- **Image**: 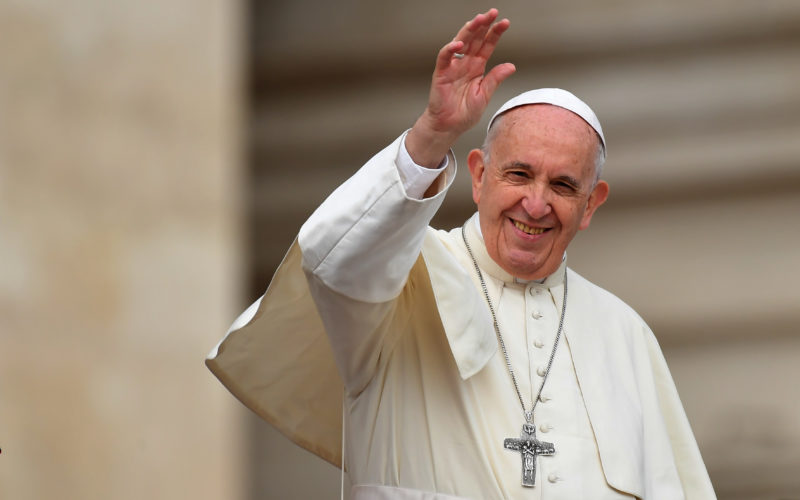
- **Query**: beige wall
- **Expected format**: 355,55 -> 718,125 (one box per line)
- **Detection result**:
0,1 -> 245,499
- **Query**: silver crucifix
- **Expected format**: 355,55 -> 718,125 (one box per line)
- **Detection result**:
503,423 -> 555,487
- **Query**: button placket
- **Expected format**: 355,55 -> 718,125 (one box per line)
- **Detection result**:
527,285 -> 554,383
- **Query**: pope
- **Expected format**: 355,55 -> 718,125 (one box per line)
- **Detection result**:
208,8 -> 716,499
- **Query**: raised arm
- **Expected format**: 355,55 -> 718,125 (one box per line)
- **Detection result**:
295,9 -> 515,392
300,9 -> 515,304
406,8 -> 516,168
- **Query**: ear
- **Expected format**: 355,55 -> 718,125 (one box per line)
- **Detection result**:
467,148 -> 487,205
579,180 -> 609,230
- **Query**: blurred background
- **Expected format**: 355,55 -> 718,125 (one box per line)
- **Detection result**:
1,0 -> 799,499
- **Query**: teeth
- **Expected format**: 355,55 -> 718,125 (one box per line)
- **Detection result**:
513,220 -> 545,235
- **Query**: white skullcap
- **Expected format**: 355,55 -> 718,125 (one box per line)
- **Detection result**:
487,88 -> 606,158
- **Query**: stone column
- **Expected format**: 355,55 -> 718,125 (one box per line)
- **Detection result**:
0,1 -> 245,499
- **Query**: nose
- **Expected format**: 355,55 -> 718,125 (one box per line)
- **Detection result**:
521,187 -> 552,219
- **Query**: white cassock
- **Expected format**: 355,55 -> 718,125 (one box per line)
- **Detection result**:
207,132 -> 716,499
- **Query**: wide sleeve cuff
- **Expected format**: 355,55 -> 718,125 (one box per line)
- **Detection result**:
298,133 -> 456,303
396,131 -> 450,200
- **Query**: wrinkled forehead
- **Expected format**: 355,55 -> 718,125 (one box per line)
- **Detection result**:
489,105 -> 601,173
488,89 -> 606,157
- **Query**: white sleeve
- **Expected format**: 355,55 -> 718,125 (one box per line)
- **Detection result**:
395,133 -> 450,200
298,132 -> 456,303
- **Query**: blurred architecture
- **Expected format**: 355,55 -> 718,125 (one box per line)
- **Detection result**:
1,0 -> 798,499
0,1 -> 245,499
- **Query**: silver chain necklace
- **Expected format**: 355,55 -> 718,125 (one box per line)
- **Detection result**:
461,225 -> 568,487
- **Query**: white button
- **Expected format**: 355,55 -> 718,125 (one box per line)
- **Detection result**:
547,473 -> 559,483
528,288 -> 538,296
533,339 -> 544,348
536,366 -> 547,377
539,423 -> 552,433
531,311 -> 543,319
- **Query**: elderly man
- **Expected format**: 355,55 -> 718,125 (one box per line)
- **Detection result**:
208,9 -> 715,499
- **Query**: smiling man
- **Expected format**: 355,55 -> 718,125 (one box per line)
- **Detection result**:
469,101 -> 609,281
208,9 -> 715,500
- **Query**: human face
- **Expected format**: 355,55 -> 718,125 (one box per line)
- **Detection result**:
467,104 -> 609,280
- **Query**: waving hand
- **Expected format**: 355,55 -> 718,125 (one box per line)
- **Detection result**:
406,9 -> 515,167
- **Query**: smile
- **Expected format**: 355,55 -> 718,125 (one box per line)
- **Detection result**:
512,220 -> 545,235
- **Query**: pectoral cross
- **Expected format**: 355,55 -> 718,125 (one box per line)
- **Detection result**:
503,423 -> 555,487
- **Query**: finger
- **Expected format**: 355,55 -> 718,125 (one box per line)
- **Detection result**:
476,18 -> 510,61
462,10 -> 498,55
434,40 -> 465,72
481,62 -> 516,98
453,9 -> 498,55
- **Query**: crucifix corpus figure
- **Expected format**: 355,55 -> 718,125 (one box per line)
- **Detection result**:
504,423 -> 555,487
207,7 -> 717,499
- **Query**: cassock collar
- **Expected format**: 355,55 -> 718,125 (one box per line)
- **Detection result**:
464,213 -> 567,289
422,213 -> 567,381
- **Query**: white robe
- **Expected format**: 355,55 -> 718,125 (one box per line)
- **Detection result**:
207,134 -> 716,499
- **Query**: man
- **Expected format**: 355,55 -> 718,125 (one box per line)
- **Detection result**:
208,9 -> 715,499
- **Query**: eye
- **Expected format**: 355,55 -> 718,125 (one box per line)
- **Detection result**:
552,180 -> 578,193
